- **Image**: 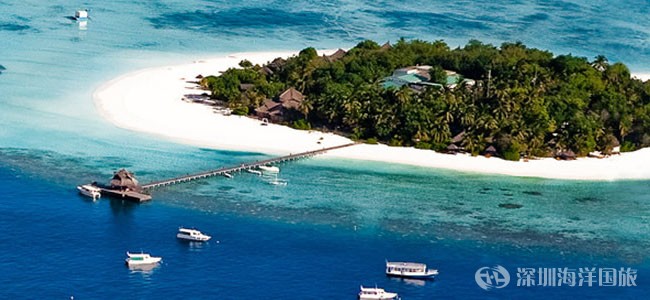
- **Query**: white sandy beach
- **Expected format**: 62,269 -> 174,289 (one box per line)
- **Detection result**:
633,73 -> 650,82
94,51 -> 650,180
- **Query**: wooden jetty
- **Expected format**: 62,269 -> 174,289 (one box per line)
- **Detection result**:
82,143 -> 356,202
96,186 -> 152,202
141,143 -> 356,190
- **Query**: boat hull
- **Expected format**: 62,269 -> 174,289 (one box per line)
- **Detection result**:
386,272 -> 437,279
125,252 -> 162,266
358,293 -> 399,300
258,166 -> 279,173
125,257 -> 162,266
177,234 -> 211,242
77,185 -> 101,200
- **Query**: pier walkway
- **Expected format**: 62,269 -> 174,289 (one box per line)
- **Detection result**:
140,143 -> 356,190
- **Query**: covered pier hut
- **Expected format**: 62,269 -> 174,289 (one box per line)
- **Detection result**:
110,169 -> 142,191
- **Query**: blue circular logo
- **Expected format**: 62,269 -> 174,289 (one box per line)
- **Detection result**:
475,265 -> 510,290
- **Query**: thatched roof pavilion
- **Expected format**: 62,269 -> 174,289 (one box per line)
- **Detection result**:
451,131 -> 465,144
557,150 -> 576,160
278,87 -> 304,109
324,49 -> 347,63
110,169 -> 140,190
446,143 -> 461,154
267,57 -> 286,72
483,145 -> 498,157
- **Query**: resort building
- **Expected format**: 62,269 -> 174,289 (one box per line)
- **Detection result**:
260,57 -> 287,76
255,87 -> 304,122
382,66 -> 475,90
380,41 -> 392,50
323,49 -> 347,63
382,65 -> 441,90
445,70 -> 476,89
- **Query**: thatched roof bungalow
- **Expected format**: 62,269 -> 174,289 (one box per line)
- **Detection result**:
324,49 -> 347,63
260,66 -> 274,76
451,131 -> 465,144
556,150 -> 577,160
255,88 -> 304,122
446,143 -> 462,154
277,87 -> 304,109
110,169 -> 140,190
267,57 -> 286,72
483,145 -> 498,158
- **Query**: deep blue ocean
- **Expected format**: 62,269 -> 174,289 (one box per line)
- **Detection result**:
1,1 -> 649,299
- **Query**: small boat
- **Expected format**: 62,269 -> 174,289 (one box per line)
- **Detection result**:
246,169 -> 262,175
223,172 -> 233,178
125,252 -> 162,266
176,227 -> 211,242
74,10 -> 88,21
258,165 -> 279,173
77,184 -> 101,200
358,286 -> 399,300
386,261 -> 439,279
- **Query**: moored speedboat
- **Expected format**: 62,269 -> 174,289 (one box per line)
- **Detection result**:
74,10 -> 88,21
77,184 -> 101,200
386,261 -> 439,279
125,252 -> 162,266
176,227 -> 211,242
358,286 -> 399,300
258,165 -> 279,173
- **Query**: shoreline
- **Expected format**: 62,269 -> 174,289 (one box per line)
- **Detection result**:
94,51 -> 650,180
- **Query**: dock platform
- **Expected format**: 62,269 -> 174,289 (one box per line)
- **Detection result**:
82,143 -> 356,202
97,187 -> 152,202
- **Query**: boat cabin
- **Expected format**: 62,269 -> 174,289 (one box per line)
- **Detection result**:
386,261 -> 427,273
75,10 -> 88,20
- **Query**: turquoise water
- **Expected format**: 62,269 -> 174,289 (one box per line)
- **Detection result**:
1,0 -> 649,298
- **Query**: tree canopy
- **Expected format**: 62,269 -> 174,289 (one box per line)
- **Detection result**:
203,39 -> 650,160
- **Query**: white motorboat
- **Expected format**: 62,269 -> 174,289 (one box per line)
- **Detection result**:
77,184 -> 101,200
176,227 -> 211,242
223,172 -> 233,178
386,261 -> 439,279
258,165 -> 279,173
125,252 -> 162,266
74,10 -> 88,21
358,286 -> 399,300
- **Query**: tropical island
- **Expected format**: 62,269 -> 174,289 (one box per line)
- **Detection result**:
94,43 -> 650,180
200,39 -> 650,160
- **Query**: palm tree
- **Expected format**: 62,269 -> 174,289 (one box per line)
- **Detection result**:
298,99 -> 313,120
592,55 -> 608,72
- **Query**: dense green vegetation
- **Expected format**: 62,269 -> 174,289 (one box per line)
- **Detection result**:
201,39 -> 650,159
